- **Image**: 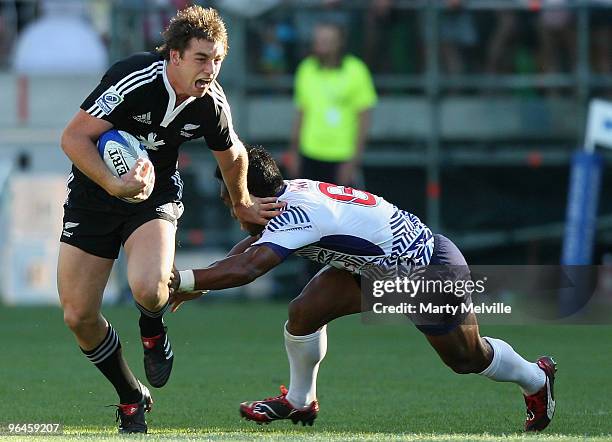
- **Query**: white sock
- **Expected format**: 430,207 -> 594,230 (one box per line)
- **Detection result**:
284,322 -> 327,408
479,337 -> 546,395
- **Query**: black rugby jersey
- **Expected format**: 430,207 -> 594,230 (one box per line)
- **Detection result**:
76,51 -> 236,201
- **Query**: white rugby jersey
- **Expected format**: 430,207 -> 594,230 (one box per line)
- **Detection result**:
253,180 -> 434,274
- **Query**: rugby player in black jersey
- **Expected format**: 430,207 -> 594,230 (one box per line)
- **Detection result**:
57,6 -> 282,433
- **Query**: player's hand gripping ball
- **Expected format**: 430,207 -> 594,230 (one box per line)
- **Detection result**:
97,129 -> 154,203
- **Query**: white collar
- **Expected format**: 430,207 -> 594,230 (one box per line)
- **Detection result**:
161,60 -> 196,128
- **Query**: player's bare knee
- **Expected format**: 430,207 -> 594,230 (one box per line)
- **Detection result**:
288,297 -> 305,323
287,298 -> 317,335
131,276 -> 169,310
63,308 -> 98,333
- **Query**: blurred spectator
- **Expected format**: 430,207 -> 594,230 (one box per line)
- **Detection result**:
0,3 -> 13,68
0,0 -> 37,68
536,0 -> 575,75
590,0 -> 612,75
144,0 -> 193,50
484,2 -> 539,76
88,0 -> 112,47
363,0 -> 418,74
292,0 -> 353,60
259,24 -> 289,75
438,0 -> 479,76
245,1 -> 357,77
14,0 -> 38,28
484,0 -> 541,96
485,7 -> 520,74
285,20 -> 377,281
286,21 -> 377,187
216,0 -> 278,17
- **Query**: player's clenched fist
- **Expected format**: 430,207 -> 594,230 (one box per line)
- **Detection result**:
110,158 -> 155,201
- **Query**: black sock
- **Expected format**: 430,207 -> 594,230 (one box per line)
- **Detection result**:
136,302 -> 168,337
81,324 -> 141,404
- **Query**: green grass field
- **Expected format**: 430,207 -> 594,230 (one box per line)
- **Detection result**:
1,302 -> 611,441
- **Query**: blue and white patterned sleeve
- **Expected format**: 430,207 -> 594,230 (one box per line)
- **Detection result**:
252,205 -> 321,260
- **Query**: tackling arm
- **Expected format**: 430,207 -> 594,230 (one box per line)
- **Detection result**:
226,235 -> 261,257
172,244 -> 282,293
168,242 -> 279,312
192,245 -> 282,290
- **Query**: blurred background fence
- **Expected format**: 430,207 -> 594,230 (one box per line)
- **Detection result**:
0,0 -> 611,303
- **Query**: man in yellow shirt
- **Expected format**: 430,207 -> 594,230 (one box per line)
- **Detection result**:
286,22 -> 377,186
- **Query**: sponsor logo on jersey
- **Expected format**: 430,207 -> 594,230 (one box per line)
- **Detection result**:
183,123 -> 200,131
62,221 -> 80,238
95,86 -> 123,115
132,112 -> 152,124
138,132 -> 166,151
276,225 -> 313,233
180,130 -> 195,138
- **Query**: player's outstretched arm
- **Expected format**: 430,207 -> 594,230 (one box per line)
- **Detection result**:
168,245 -> 282,312
226,235 -> 261,257
213,144 -> 284,226
188,245 -> 281,291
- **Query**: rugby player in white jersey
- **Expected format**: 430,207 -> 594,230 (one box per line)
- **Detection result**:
170,147 -> 556,432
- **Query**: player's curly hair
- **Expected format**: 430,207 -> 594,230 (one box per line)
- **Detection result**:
214,146 -> 285,198
157,6 -> 228,60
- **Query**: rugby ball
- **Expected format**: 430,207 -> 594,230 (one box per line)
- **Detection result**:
97,129 -> 152,203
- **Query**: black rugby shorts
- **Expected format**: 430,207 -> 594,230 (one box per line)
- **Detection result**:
60,200 -> 183,259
